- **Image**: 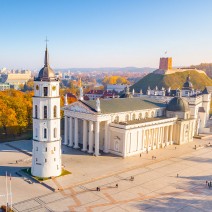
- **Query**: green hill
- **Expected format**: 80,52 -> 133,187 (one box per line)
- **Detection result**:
131,70 -> 212,93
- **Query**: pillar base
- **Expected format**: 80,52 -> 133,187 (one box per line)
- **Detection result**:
81,148 -> 87,152
68,144 -> 73,147
63,142 -> 68,146
74,146 -> 80,149
87,151 -> 94,154
103,150 -> 109,154
94,153 -> 100,157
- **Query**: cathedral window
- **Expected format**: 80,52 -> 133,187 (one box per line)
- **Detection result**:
35,105 -> 38,118
36,147 -> 38,151
44,87 -> 48,96
114,116 -> 119,123
45,159 -> 47,162
125,114 -> 129,122
151,111 -> 154,118
44,106 -> 47,118
54,147 -> 56,151
45,147 -> 47,152
44,128 -> 47,138
54,158 -> 56,162
35,128 -> 38,137
139,113 -> 142,120
53,106 -> 57,118
145,112 -> 148,118
132,114 -> 136,120
54,128 -> 57,138
36,158 -> 38,162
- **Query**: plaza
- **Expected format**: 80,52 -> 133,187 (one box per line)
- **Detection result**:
0,136 -> 212,212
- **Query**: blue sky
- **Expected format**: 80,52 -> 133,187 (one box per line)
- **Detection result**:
0,0 -> 212,69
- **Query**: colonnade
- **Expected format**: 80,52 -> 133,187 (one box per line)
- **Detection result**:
142,124 -> 174,150
63,116 -> 109,156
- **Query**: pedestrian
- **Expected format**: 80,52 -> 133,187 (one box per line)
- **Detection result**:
206,180 -> 208,185
210,181 -> 212,187
140,153 -> 142,157
208,183 -> 210,188
96,187 -> 99,191
116,184 -> 118,188
16,160 -> 17,164
175,147 -> 177,150
177,174 -> 179,178
130,176 -> 134,181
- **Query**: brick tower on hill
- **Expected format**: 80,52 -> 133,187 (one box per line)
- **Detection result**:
159,57 -> 172,70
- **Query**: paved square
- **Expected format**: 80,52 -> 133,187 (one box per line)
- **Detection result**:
0,136 -> 212,211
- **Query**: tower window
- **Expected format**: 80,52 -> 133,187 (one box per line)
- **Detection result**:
46,147 -> 47,152
36,158 -> 38,162
35,128 -> 38,137
44,128 -> 47,138
36,147 -> 38,151
53,105 -> 57,118
54,128 -> 57,138
54,158 -> 56,162
54,147 -> 56,151
44,106 -> 47,119
45,159 -> 47,163
35,105 -> 38,118
44,87 -> 48,96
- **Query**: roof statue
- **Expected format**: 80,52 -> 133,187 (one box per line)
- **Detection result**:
64,94 -> 68,106
79,87 -> 84,101
132,89 -> 135,95
96,98 -> 101,112
140,89 -> 143,94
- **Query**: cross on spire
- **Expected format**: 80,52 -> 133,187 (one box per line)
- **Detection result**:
45,36 -> 49,49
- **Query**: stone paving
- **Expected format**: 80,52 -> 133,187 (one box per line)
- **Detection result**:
0,137 -> 212,211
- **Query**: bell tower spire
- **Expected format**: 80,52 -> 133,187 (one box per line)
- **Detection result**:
44,37 -> 49,67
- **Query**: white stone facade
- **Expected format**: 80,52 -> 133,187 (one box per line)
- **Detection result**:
63,97 -> 198,158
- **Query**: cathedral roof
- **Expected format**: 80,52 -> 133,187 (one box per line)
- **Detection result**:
81,97 -> 166,114
36,46 -> 57,81
166,97 -> 189,112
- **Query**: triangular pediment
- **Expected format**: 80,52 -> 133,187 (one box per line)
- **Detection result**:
64,101 -> 96,114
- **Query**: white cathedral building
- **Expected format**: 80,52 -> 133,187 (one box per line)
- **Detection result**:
63,78 -> 211,158
31,46 -> 62,178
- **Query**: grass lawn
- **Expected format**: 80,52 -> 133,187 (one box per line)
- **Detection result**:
22,168 -> 71,182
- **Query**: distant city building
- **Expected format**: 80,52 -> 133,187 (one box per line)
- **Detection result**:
106,84 -> 126,93
84,90 -> 119,100
1,70 -> 31,89
0,82 -> 10,91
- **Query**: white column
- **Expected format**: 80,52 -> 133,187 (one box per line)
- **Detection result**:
170,125 -> 173,143
88,121 -> 94,153
68,117 -> 73,147
94,121 -> 100,156
165,126 -> 169,145
82,120 -> 87,151
103,121 -> 109,153
74,117 -> 79,148
63,116 -> 68,145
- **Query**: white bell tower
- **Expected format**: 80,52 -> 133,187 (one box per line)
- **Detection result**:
31,44 -> 62,178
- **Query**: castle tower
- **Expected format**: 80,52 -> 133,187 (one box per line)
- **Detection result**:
159,57 -> 172,70
31,45 -> 62,178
